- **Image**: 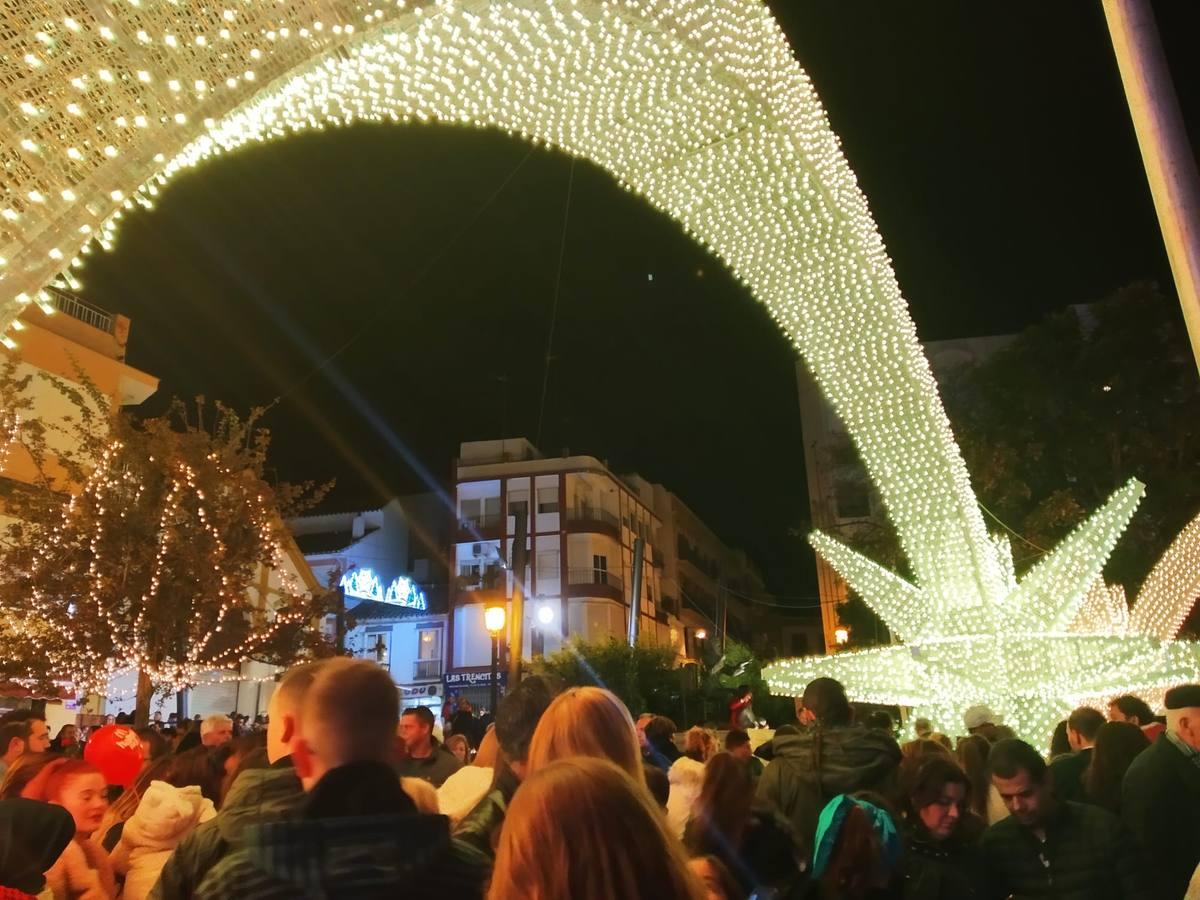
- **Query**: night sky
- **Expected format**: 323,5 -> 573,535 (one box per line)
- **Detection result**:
74,2 -> 1197,604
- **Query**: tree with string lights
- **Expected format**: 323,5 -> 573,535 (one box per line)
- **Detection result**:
0,369 -> 333,723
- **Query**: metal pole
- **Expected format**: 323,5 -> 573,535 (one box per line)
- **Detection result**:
1103,0 -> 1200,375
335,585 -> 347,655
508,510 -> 528,687
628,537 -> 645,647
490,635 -> 500,716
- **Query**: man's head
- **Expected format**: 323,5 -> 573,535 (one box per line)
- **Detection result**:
1108,693 -> 1157,727
725,729 -> 752,761
0,711 -> 50,760
963,704 -> 999,734
199,714 -> 233,748
495,674 -> 559,780
267,661 -> 325,764
798,678 -> 851,727
1066,706 -> 1105,751
399,706 -> 436,757
292,658 -> 399,788
913,718 -> 933,740
1165,684 -> 1200,752
457,698 -> 473,715
989,738 -> 1052,828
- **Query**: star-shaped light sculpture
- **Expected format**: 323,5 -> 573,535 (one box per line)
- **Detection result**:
766,494 -> 1200,749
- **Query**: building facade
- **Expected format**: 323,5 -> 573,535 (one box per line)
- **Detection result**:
447,439 -> 675,710
288,494 -> 450,712
797,334 -> 1012,651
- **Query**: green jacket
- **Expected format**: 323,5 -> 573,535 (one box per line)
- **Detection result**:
980,800 -> 1150,900
149,765 -> 304,899
755,724 -> 900,853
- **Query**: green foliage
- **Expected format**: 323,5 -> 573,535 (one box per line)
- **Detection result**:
535,638 -> 678,719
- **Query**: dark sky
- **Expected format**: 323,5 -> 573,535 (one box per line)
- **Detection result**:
75,2 -> 1196,604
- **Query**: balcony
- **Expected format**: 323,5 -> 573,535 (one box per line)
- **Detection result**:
457,512 -> 504,542
50,289 -> 114,334
565,507 -> 621,540
566,567 -> 624,602
413,658 -> 441,680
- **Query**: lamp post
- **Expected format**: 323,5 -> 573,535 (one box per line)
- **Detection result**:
484,604 -> 506,716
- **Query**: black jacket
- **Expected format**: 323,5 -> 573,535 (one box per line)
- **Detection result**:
1121,732 -> 1200,900
1048,747 -> 1092,804
980,800 -> 1150,900
756,724 -> 900,853
899,819 -> 986,900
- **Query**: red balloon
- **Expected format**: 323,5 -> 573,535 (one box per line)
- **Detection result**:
84,725 -> 143,788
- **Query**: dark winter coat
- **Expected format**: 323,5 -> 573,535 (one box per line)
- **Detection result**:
756,724 -> 901,852
1121,732 -> 1200,900
149,761 -> 304,899
395,740 -> 463,787
898,818 -> 986,900
194,761 -> 485,899
980,800 -> 1150,900
1048,747 -> 1092,803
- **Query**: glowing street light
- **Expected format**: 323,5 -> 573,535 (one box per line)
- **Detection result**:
484,604 -> 506,713
834,626 -> 850,647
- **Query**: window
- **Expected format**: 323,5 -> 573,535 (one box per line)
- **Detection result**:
459,562 -> 482,588
537,486 -> 559,514
418,628 -> 441,660
508,489 -> 530,519
364,630 -> 389,666
537,550 -> 559,586
593,554 -> 608,585
461,498 -> 481,521
834,477 -> 871,520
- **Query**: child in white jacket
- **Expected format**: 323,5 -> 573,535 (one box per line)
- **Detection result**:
109,781 -> 216,900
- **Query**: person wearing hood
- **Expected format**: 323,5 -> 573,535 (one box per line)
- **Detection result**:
757,677 -> 900,854
111,781 -> 215,900
195,658 -> 483,899
0,798 -> 74,898
148,662 -> 323,899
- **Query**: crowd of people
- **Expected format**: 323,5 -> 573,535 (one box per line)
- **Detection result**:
2,669 -> 1199,899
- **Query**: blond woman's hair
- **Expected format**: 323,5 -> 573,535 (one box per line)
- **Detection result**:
526,687 -> 641,779
682,726 -> 718,763
489,756 -> 706,900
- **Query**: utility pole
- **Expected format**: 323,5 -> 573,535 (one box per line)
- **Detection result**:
335,584 -> 347,655
1103,0 -> 1200,375
627,537 -> 645,647
508,509 -> 528,687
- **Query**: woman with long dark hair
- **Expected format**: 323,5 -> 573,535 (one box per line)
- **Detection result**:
896,756 -> 985,900
684,752 -> 803,897
1084,721 -> 1149,814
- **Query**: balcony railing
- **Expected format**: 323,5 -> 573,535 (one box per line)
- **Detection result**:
49,289 -> 114,334
567,507 -> 620,529
567,568 -> 624,593
414,658 -> 441,680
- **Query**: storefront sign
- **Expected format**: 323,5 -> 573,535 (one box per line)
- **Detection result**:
443,670 -> 507,688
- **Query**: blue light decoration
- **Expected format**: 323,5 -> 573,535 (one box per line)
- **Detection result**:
340,568 -> 427,611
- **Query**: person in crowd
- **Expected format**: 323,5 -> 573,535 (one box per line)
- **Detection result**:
666,728 -> 714,838
136,727 -> 169,763
194,658 -> 483,898
866,710 -> 895,735
21,758 -> 116,899
488,756 -> 706,900
729,685 -> 756,730
981,737 -> 1147,900
110,775 -> 216,900
450,698 -> 481,749
0,752 -> 58,801
1108,693 -> 1166,742
899,739 -> 953,763
1122,683 -> 1200,900
526,686 -> 643,780
395,705 -> 462,787
645,764 -> 670,811
807,792 -> 902,900
913,718 -> 933,740
1083,721 -> 1148,815
174,720 -> 201,755
49,725 -> 79,755
149,662 -> 320,899
962,704 -> 1001,738
688,855 -> 742,900
928,733 -> 953,752
757,677 -> 901,854
896,755 -> 985,899
445,733 -> 471,765
685,752 -> 804,897
0,798 -> 75,898
1048,706 -> 1105,803
214,732 -> 267,799
0,712 -> 51,780
438,727 -> 497,828
725,728 -> 764,781
198,715 -> 232,749
453,675 -> 558,860
955,735 -> 1004,824
1049,719 -> 1072,758
643,715 -> 682,771
94,748 -> 221,851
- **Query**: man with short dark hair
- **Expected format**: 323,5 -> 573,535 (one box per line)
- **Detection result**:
756,677 -> 900,854
1048,706 -> 1105,803
1108,693 -> 1165,742
1122,683 -> 1200,899
0,710 -> 50,779
196,659 -> 483,898
395,705 -> 461,787
982,738 -> 1148,900
725,729 -> 763,781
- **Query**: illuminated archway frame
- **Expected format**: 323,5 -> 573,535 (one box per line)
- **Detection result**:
2,0 -> 1197,740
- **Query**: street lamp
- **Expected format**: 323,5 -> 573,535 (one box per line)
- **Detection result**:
485,605 -> 506,715
834,626 -> 850,647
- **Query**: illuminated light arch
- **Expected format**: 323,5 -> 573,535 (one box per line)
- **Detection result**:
3,0 -> 1197,729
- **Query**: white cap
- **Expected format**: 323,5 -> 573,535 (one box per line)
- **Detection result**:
963,704 -> 1000,731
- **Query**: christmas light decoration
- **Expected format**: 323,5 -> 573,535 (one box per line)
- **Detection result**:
339,568 -> 427,610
